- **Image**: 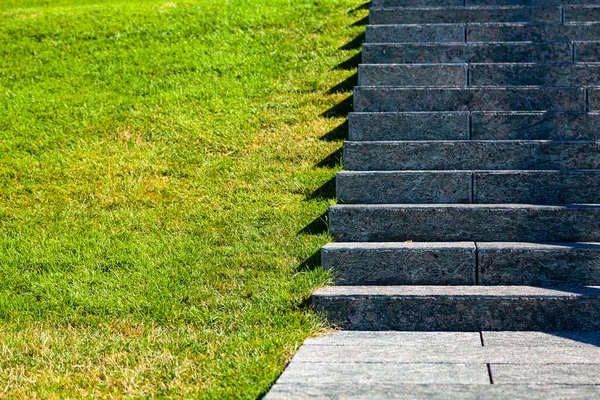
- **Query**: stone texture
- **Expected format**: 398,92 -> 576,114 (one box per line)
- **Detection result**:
354,87 -> 586,112
565,5 -> 600,21
336,171 -> 471,204
321,241 -> 476,285
467,22 -> 600,42
370,6 -> 560,24
478,242 -> 600,285
469,63 -> 600,86
575,41 -> 600,62
362,42 -> 572,64
374,0 -> 463,6
304,331 -> 481,347
292,344 -> 600,363
328,204 -> 600,242
348,112 -> 469,141
585,87 -> 600,110
365,24 -> 465,43
275,362 -> 489,385
311,285 -> 600,330
471,112 -> 600,140
482,331 -> 600,347
343,141 -> 600,171
358,64 -> 467,87
491,364 -> 600,384
266,384 -> 600,400
467,0 -> 600,4
475,170 -> 600,204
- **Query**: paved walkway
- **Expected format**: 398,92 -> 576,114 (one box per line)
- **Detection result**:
266,331 -> 600,399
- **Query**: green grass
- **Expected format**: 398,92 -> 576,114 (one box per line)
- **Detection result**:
0,0 -> 364,397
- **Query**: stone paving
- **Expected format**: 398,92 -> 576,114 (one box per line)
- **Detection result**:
266,332 -> 600,399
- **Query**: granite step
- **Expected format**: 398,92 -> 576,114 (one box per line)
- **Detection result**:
366,23 -> 600,43
343,141 -> 600,171
359,63 -> 600,87
336,170 -> 600,204
467,22 -> 600,42
322,242 -> 600,286
312,285 -> 600,331
354,87 -> 587,112
362,42 -> 573,64
370,6 -> 560,24
349,111 -> 600,141
478,242 -> 600,285
321,242 -> 476,285
374,0 -> 600,5
328,204 -> 600,242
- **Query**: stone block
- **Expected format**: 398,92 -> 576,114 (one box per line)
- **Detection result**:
366,24 -> 465,43
358,64 -> 467,87
467,22 -> 600,42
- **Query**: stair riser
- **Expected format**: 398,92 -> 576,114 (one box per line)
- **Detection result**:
362,43 -> 573,64
337,171 -> 600,204
468,23 -> 600,42
359,64 -> 600,87
472,112 -> 600,140
374,0 -> 600,5
370,7 -> 560,24
366,25 -> 465,43
349,112 -> 470,141
312,295 -> 600,331
329,206 -> 600,242
322,244 -> 476,285
350,112 -> 600,141
344,142 -> 600,171
354,87 -> 586,112
479,243 -> 600,285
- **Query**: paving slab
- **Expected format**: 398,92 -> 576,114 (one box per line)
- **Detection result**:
482,331 -> 600,347
491,363 -> 600,384
304,331 -> 481,347
366,24 -> 466,43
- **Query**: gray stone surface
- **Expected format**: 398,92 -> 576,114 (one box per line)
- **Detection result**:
478,242 -> 600,285
328,204 -> 600,242
467,0 -> 600,4
311,285 -> 600,330
374,0 -> 463,6
575,41 -> 600,62
354,87 -> 586,112
482,331 -> 600,347
475,170 -> 600,204
321,241 -> 476,285
343,141 -> 600,171
467,22 -> 600,42
275,362 -> 488,385
349,112 -> 469,141
469,63 -> 600,86
336,171 -> 471,204
366,24 -> 465,43
266,384 -> 600,400
565,5 -> 600,21
585,87 -> 600,110
472,111 -> 600,140
362,42 -> 572,64
491,364 -> 600,384
292,344 -> 600,363
370,6 -> 560,24
304,331 -> 481,347
358,64 -> 467,87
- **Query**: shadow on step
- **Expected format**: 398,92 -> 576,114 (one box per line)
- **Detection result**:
550,331 -> 600,347
298,212 -> 328,235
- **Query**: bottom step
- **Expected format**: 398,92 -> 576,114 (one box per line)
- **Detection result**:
312,286 -> 600,331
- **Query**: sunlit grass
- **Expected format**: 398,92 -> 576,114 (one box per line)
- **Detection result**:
0,0 -> 364,396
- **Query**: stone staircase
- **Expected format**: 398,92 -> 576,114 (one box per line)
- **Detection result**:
313,0 -> 600,331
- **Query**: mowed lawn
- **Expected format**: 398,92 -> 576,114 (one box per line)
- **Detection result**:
0,0 -> 364,397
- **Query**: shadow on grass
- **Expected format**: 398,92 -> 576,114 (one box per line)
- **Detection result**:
340,32 -> 365,50
350,1 -> 371,13
315,148 -> 343,168
321,95 -> 353,118
329,73 -> 357,94
320,121 -> 348,141
297,250 -> 322,272
306,177 -> 336,201
298,212 -> 328,235
335,53 -> 361,71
